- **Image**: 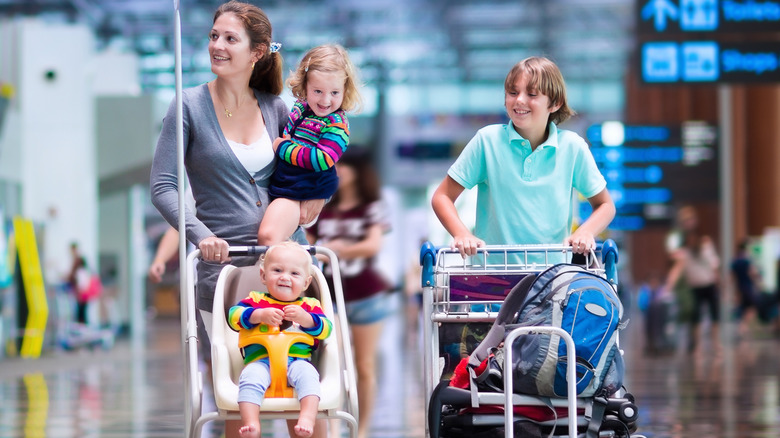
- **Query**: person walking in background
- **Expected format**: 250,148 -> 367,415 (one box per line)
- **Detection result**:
664,205 -> 720,354
150,2 -> 323,437
257,44 -> 361,246
731,239 -> 760,339
306,148 -> 392,438
431,56 -> 615,256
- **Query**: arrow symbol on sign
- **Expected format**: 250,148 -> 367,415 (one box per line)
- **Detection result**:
641,0 -> 679,32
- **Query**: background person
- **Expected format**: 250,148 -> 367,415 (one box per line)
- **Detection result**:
306,147 -> 392,438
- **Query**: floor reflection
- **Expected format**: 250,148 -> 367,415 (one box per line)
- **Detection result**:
0,295 -> 777,438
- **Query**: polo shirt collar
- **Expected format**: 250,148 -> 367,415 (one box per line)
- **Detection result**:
506,121 -> 560,149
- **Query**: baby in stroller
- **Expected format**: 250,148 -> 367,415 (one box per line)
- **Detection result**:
228,241 -> 333,438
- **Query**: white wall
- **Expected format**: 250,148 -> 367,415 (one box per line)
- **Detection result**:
14,19 -> 97,283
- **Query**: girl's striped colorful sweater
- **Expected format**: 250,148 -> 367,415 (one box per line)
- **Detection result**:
276,100 -> 349,172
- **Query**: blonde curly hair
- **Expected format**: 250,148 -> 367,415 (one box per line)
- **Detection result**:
287,44 -> 362,113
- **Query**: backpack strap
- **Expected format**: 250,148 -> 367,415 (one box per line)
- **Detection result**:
586,395 -> 609,438
467,274 -> 537,368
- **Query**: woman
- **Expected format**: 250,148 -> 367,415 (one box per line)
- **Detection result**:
150,2 -> 322,437
307,148 -> 393,438
664,206 -> 720,354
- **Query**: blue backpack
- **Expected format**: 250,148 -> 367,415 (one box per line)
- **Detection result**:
469,264 -> 626,398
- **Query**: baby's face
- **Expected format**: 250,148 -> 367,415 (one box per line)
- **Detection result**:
261,246 -> 312,302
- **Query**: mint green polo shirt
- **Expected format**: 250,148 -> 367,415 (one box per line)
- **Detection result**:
448,122 -> 606,248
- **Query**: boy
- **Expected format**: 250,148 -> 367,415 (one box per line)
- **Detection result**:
431,56 -> 615,256
228,241 -> 332,438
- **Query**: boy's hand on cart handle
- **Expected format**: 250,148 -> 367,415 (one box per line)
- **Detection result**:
451,233 -> 484,258
199,236 -> 230,263
565,232 -> 596,255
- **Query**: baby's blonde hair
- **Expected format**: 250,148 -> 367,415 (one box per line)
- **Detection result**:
287,44 -> 362,112
263,240 -> 312,276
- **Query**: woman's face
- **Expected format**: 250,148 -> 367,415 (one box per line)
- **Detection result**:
208,12 -> 257,77
336,162 -> 356,190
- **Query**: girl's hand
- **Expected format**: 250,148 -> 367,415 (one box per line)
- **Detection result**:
272,135 -> 290,152
565,231 -> 596,255
254,307 -> 284,327
283,306 -> 314,328
300,199 -> 325,226
199,236 -> 229,263
451,233 -> 484,258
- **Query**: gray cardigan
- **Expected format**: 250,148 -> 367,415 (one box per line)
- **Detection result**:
150,83 -> 288,247
150,84 -> 291,310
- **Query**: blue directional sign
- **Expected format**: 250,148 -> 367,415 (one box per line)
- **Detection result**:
639,0 -> 780,33
642,40 -> 780,83
588,121 -> 718,229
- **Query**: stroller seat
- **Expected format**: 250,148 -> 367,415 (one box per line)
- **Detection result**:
186,246 -> 358,438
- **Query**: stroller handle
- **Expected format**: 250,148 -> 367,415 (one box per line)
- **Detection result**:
226,245 -> 318,257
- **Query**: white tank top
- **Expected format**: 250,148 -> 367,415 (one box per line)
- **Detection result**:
226,129 -> 275,177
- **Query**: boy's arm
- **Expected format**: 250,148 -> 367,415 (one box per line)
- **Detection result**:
431,175 -> 484,257
565,188 -> 615,254
276,113 -> 349,172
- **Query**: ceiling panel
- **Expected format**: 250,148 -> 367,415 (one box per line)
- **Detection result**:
0,0 -> 635,91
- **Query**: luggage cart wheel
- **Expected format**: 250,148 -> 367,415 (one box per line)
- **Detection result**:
618,401 -> 639,423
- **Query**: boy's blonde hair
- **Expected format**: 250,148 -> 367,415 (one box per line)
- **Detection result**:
262,241 -> 312,276
504,56 -> 575,125
287,44 -> 362,112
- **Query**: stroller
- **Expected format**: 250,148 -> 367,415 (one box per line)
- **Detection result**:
420,241 -> 643,438
183,246 -> 359,438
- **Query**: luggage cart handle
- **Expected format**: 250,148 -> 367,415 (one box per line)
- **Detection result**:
601,239 -> 619,286
504,326 -> 577,438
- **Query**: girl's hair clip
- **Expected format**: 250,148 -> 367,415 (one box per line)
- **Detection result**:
269,42 -> 282,53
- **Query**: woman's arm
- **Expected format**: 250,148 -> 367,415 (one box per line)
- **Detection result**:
322,223 -> 384,260
431,175 -> 483,256
148,227 -> 179,283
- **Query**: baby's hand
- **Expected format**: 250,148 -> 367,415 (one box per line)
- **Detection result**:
254,307 -> 284,327
283,306 -> 314,328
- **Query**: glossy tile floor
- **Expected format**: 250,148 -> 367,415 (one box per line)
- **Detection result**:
1,293 -> 779,438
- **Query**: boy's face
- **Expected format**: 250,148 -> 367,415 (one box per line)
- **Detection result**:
260,246 -> 313,302
504,73 -> 561,144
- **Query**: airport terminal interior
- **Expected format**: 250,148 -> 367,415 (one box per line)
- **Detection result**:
1,0 -> 780,437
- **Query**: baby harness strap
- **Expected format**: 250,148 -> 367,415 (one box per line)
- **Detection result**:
238,325 -> 314,398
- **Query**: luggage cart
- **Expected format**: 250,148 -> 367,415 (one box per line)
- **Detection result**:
421,241 -> 640,438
